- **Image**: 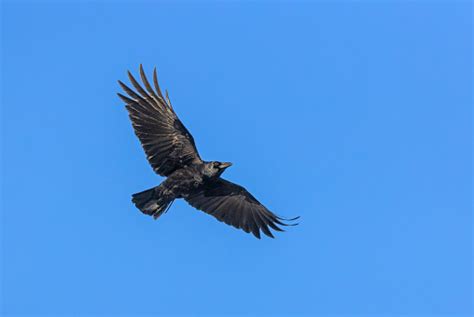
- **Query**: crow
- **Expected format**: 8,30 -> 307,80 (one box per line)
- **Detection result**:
117,65 -> 298,238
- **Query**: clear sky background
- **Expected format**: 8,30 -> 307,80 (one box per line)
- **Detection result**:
1,1 -> 472,316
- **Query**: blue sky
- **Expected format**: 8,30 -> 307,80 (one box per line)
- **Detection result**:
1,1 -> 472,316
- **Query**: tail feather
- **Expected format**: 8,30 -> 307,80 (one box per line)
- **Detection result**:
132,186 -> 173,219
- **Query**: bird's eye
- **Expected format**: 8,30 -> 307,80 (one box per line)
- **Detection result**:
213,162 -> 219,167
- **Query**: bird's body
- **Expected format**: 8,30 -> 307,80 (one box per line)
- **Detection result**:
132,162 -> 226,217
133,166 -> 201,213
118,65 -> 298,238
161,164 -> 205,198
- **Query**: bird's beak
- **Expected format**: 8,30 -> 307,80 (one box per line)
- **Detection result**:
219,162 -> 232,169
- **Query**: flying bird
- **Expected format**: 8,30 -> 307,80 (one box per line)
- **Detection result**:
117,65 -> 298,238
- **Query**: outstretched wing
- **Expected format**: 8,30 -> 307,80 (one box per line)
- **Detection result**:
185,178 -> 299,239
118,65 -> 202,176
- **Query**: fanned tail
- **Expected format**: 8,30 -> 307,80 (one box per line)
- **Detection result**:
131,186 -> 173,219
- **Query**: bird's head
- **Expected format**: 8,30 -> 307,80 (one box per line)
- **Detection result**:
204,161 -> 233,177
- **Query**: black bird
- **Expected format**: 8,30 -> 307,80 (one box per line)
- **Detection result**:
117,65 -> 298,238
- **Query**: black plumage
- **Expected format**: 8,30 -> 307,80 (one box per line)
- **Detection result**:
118,65 -> 298,238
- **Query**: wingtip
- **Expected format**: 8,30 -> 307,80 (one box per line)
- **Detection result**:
285,216 -> 300,226
271,215 -> 300,227
127,70 -> 137,82
153,67 -> 165,98
117,79 -> 127,89
117,92 -> 134,105
252,230 -> 261,239
277,215 -> 300,221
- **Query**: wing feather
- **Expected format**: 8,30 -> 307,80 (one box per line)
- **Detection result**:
153,67 -> 166,101
185,178 -> 298,238
118,66 -> 202,176
139,64 -> 162,103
